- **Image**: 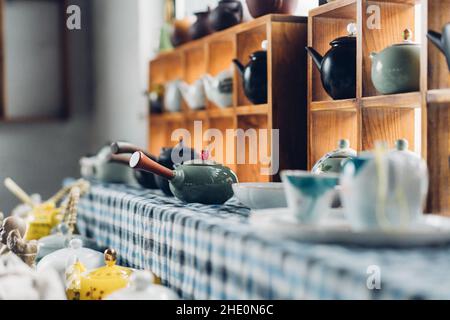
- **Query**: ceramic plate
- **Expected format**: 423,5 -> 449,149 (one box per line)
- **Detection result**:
249,209 -> 450,247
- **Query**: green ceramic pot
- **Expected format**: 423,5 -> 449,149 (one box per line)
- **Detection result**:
130,152 -> 238,205
370,29 -> 420,95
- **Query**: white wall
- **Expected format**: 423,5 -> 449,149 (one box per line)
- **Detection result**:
0,0 -> 93,213
91,0 -> 163,149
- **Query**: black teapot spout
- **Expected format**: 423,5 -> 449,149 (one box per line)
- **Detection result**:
427,30 -> 444,53
305,47 -> 323,71
232,59 -> 245,77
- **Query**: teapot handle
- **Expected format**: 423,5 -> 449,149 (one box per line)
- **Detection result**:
130,152 -> 175,180
110,142 -> 155,159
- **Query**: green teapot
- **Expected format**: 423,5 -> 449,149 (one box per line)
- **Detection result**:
129,151 -> 238,205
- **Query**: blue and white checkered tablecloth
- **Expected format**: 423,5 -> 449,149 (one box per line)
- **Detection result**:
75,180 -> 450,300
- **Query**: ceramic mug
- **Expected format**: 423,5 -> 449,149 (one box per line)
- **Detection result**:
281,171 -> 339,224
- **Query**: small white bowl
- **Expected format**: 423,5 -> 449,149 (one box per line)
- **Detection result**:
232,183 -> 287,210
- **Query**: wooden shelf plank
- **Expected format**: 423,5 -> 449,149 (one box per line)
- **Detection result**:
310,99 -> 357,112
150,112 -> 184,122
361,92 -> 422,109
236,104 -> 269,116
427,89 -> 450,104
309,0 -> 356,19
185,109 -> 208,120
208,107 -> 235,118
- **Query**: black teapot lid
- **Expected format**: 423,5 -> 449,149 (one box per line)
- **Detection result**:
330,23 -> 357,47
250,40 -> 268,59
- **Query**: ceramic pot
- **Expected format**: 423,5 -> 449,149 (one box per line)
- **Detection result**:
189,10 -> 213,40
233,41 -> 268,104
209,0 -> 243,31
179,79 -> 206,110
312,139 -> 357,174
306,23 -> 357,100
340,141 -> 428,231
130,152 -> 238,205
164,80 -> 182,112
170,19 -> 191,47
370,29 -> 420,95
202,69 -> 233,108
148,84 -> 164,114
246,0 -> 299,18
428,23 -> 450,71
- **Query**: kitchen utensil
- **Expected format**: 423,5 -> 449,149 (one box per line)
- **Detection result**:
164,80 -> 182,112
202,69 -> 233,108
340,141 -> 428,231
130,151 -> 238,205
370,29 -> 420,95
66,248 -> 133,300
306,23 -> 357,100
179,79 -> 206,110
110,142 -> 159,189
92,144 -> 136,184
106,271 -> 179,300
233,40 -> 268,104
189,10 -> 213,40
312,139 -> 357,174
250,209 -> 450,247
232,183 -> 287,209
37,239 -> 103,281
246,0 -> 299,18
428,23 -> 450,71
281,171 -> 339,224
209,0 -> 243,31
4,178 -> 35,207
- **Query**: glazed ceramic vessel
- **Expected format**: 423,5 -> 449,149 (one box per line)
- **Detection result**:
428,23 -> 450,71
340,141 -> 428,231
179,79 -> 206,110
281,171 -> 339,224
164,80 -> 182,112
312,139 -> 357,174
170,18 -> 191,47
370,29 -> 420,95
202,69 -> 233,108
209,0 -> 243,31
106,271 -> 179,300
232,183 -> 287,210
233,41 -> 268,104
189,10 -> 213,40
130,152 -> 238,205
306,23 -> 357,100
246,0 -> 299,18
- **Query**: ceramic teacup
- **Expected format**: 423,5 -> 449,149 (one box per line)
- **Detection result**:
281,171 -> 339,224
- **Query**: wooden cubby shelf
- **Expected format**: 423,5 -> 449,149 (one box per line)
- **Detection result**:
149,15 -> 308,182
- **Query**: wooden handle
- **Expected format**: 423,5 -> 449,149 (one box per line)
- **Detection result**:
4,178 -> 35,207
110,142 -> 154,159
109,154 -> 132,166
129,152 -> 175,180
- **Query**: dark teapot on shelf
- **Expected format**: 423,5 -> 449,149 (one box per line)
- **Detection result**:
189,9 -> 213,40
233,40 -> 268,105
306,23 -> 357,100
427,23 -> 450,71
209,0 -> 243,32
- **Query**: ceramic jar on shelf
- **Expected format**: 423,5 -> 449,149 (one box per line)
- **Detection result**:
246,0 -> 299,18
209,0 -> 243,31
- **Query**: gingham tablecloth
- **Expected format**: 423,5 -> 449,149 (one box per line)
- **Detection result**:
74,179 -> 450,300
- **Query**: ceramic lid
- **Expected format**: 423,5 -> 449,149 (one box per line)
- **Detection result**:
84,249 -> 132,281
312,139 -> 357,174
392,29 -> 419,46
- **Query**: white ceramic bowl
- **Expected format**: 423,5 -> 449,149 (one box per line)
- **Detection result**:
232,183 -> 287,210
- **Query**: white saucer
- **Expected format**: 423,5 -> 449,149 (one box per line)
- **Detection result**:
249,209 -> 450,247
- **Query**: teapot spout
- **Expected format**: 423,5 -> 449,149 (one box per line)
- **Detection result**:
232,59 -> 245,77
427,30 -> 445,53
305,47 -> 323,71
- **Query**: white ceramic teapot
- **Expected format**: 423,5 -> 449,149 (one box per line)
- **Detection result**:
164,79 -> 182,112
340,140 -> 428,231
179,79 -> 206,110
202,69 -> 233,108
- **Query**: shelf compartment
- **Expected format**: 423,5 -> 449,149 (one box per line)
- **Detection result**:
361,92 -> 422,109
208,117 -> 237,172
361,0 -> 417,97
236,104 -> 269,115
310,99 -> 357,112
361,107 -> 418,151
208,107 -> 235,118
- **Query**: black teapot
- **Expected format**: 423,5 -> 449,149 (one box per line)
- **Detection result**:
306,23 -> 357,100
189,10 -> 213,40
233,41 -> 268,104
209,0 -> 243,32
427,23 -> 450,71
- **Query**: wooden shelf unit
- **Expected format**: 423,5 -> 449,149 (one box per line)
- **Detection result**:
149,15 -> 308,182
308,0 -> 449,215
